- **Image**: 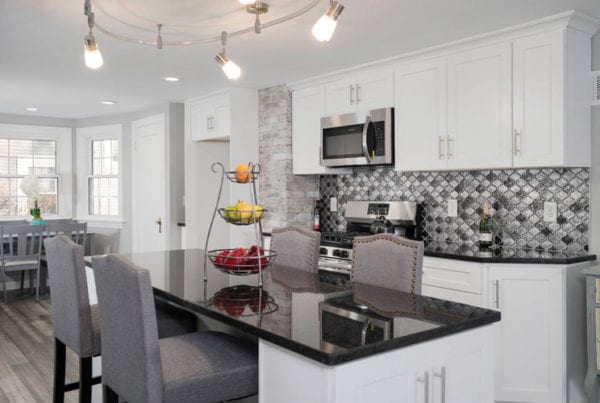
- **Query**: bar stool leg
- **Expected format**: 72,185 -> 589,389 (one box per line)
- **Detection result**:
53,338 -> 66,403
103,385 -> 119,403
79,357 -> 93,403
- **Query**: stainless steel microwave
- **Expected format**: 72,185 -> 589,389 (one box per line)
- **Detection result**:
320,107 -> 394,167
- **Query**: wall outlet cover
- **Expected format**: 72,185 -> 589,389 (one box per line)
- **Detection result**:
448,199 -> 458,218
330,197 -> 338,212
543,201 -> 558,223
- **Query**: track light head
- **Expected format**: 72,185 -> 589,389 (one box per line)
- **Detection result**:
84,34 -> 104,69
312,1 -> 344,42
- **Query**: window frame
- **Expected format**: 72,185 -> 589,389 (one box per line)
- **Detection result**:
0,124 -> 72,220
76,125 -> 124,227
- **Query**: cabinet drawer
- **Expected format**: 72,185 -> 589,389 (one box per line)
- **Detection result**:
422,257 -> 484,294
422,285 -> 486,308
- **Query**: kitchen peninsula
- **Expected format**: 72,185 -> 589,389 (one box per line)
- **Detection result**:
88,249 -> 500,403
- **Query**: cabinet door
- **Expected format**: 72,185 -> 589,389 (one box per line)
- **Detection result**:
447,42 -> 512,169
292,86 -> 328,175
325,77 -> 356,115
489,266 -> 564,403
395,58 -> 448,171
188,99 -> 214,141
513,30 -> 564,167
354,67 -> 394,111
211,93 -> 231,140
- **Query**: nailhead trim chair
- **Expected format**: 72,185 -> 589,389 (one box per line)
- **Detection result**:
351,234 -> 424,294
270,226 -> 320,272
93,254 -> 258,403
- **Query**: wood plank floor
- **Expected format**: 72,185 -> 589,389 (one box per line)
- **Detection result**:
0,294 -> 80,403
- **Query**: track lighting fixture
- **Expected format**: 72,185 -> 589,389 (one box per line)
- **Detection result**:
83,8 -> 104,69
312,0 -> 344,42
215,32 -> 242,80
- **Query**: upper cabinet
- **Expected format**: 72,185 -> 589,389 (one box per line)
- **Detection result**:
512,29 -> 590,167
325,66 -> 394,115
446,42 -> 512,170
186,92 -> 232,141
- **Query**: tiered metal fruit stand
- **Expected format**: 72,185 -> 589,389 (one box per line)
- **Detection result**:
203,162 -> 276,287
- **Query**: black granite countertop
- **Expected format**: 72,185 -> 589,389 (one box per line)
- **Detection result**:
88,249 -> 500,365
423,241 -> 596,264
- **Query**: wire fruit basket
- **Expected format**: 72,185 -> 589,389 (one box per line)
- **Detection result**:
217,208 -> 266,226
207,248 -> 277,275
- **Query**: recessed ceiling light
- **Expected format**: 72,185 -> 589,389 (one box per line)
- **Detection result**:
101,101 -> 117,105
25,107 -> 38,112
163,77 -> 179,82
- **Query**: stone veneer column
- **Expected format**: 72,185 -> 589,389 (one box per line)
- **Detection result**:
258,85 -> 319,231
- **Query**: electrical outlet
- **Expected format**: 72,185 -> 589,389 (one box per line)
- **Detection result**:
330,197 -> 338,212
448,199 -> 457,218
543,201 -> 557,223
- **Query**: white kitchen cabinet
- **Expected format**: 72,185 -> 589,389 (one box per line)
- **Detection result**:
395,57 -> 448,171
513,29 -> 591,167
446,42 -> 513,170
325,66 -> 393,116
186,92 -> 232,141
489,266 -> 564,403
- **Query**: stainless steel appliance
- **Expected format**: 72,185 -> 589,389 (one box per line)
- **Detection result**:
318,201 -> 423,281
320,108 -> 394,167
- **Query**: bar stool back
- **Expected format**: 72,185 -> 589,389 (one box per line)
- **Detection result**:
270,226 -> 320,272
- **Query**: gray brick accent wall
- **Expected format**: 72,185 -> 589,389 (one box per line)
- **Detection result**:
258,85 -> 319,231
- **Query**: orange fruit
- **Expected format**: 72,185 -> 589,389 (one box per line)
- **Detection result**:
235,163 -> 251,183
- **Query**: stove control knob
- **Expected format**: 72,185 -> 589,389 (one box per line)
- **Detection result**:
319,247 -> 327,255
340,250 -> 349,259
332,249 -> 341,257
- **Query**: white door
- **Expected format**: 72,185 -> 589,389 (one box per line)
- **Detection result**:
132,114 -> 167,253
395,57 -> 448,171
513,30 -> 564,167
354,67 -> 394,111
489,266 -> 564,403
447,42 -> 512,169
325,77 -> 357,115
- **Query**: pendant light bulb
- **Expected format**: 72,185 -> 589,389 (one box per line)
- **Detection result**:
312,1 -> 344,42
215,53 -> 242,80
84,34 -> 104,69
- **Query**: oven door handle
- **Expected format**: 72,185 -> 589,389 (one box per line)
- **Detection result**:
361,115 -> 373,163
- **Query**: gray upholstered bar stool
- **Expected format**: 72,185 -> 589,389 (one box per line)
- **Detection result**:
93,254 -> 258,403
270,226 -> 321,272
44,236 -> 101,403
351,234 -> 424,293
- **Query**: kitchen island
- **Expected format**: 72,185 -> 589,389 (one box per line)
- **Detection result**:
88,249 -> 500,403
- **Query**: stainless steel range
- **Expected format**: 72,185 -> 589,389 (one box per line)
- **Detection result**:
317,200 -> 423,287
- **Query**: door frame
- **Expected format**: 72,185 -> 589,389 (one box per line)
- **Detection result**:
131,113 -> 168,253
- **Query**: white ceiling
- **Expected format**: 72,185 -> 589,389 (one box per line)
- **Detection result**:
1,0 -> 600,119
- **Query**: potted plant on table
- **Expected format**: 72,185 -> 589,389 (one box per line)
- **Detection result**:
20,175 -> 43,224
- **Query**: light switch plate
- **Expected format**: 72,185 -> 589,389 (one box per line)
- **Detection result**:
543,201 -> 557,223
448,199 -> 457,218
330,197 -> 338,212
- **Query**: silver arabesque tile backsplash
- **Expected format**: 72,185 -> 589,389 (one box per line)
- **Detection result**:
318,167 -> 589,252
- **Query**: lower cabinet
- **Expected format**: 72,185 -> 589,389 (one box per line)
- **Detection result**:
422,258 -> 589,403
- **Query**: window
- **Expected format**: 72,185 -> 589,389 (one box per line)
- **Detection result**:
0,125 -> 72,219
88,139 -> 119,216
76,124 -> 123,223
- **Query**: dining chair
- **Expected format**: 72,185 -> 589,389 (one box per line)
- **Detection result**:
270,226 -> 320,272
351,234 -> 424,294
44,222 -> 87,251
43,235 -> 101,403
93,254 -> 258,403
0,224 -> 43,303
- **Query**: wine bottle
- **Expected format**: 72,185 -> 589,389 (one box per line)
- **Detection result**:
313,201 -> 321,232
479,201 -> 493,248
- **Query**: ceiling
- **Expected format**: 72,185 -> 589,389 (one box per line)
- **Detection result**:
1,0 -> 600,119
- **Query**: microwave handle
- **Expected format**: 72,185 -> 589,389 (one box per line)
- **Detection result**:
361,116 -> 373,162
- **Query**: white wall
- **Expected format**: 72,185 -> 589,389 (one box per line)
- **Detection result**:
590,32 -> 600,256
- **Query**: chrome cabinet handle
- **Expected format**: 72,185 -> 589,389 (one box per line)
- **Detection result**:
155,218 -> 162,234
438,136 -> 445,159
447,136 -> 454,159
356,83 -> 361,103
433,367 -> 446,403
361,116 -> 373,162
494,280 -> 500,309
417,372 -> 429,403
211,115 -> 216,131
350,85 -> 355,105
206,116 -> 210,131
514,129 -> 521,156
